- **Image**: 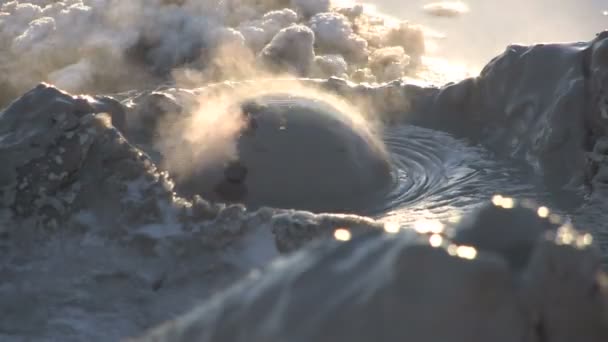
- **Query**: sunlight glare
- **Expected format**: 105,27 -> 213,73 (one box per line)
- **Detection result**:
556,225 -> 575,245
491,194 -> 515,209
429,234 -> 443,247
414,219 -> 444,234
456,246 -> 477,260
334,228 -> 352,241
384,221 -> 401,234
576,233 -> 594,248
537,206 -> 549,218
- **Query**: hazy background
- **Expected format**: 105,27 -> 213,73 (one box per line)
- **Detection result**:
372,0 -> 607,72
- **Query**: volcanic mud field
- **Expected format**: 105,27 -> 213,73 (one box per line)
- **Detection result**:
2,1 -> 608,341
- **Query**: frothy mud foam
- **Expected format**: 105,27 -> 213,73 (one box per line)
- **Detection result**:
2,1 -> 608,341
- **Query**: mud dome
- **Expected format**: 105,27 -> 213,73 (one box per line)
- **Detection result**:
176,95 -> 392,213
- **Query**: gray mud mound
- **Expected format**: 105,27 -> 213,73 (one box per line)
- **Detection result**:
0,83 -> 379,241
387,31 -> 608,194
0,83 -> 196,232
133,203 -> 608,342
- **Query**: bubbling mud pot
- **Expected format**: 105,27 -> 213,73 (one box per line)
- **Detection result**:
164,91 -> 544,224
369,125 -> 544,223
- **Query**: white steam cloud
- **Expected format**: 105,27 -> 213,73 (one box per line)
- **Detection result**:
0,0 -> 436,107
422,2 -> 470,18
